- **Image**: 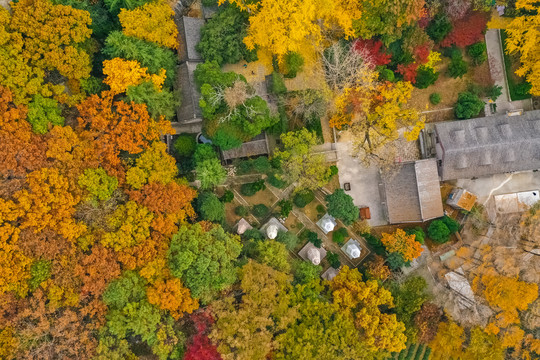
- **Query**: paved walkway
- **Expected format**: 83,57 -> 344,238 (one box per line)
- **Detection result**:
335,142 -> 387,226
485,29 -> 510,103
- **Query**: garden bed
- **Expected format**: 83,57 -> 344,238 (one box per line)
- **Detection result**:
299,198 -> 326,224
408,53 -> 492,121
235,186 -> 278,208
500,30 -> 532,101
283,212 -> 304,234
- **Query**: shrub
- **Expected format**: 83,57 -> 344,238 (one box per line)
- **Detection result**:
270,71 -> 287,95
236,160 -> 253,175
293,260 -> 322,284
486,85 -> 503,101
326,189 -> 359,226
316,204 -> 325,214
327,251 -> 341,269
276,231 -> 298,250
442,216 -> 460,233
220,190 -> 234,203
454,91 -> 484,119
278,199 -> 293,218
364,233 -> 385,255
197,192 -> 224,222
329,165 -> 338,177
428,220 -> 451,243
379,68 -> 395,82
240,179 -> 266,196
515,82 -> 532,96
422,348 -> 431,360
387,252 -> 407,270
415,66 -> 439,89
251,204 -> 269,218
293,190 -> 314,208
243,228 -> 263,241
429,93 -> 441,105
282,52 -> 304,78
467,42 -> 487,65
447,56 -> 468,78
426,14 -> 452,43
267,172 -> 287,188
332,228 -> 348,245
406,227 -> 426,244
253,156 -> 271,173
307,230 -> 322,248
235,205 -> 248,216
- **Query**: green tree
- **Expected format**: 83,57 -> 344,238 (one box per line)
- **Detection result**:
448,55 -> 469,78
275,230 -> 298,250
467,42 -> 487,65
103,31 -> 177,88
426,13 -> 452,43
27,94 -> 64,134
196,6 -> 257,65
274,129 -> 331,191
102,271 -> 147,309
454,91 -> 484,119
78,167 -> 118,201
103,0 -> 154,15
390,276 -> 429,340
173,134 -> 197,157
193,143 -> 218,164
126,81 -> 178,120
326,189 -> 359,225
196,158 -> 227,189
293,260 -> 322,284
255,240 -> 291,273
415,66 -> 439,89
28,260 -> 52,291
168,223 -> 242,303
197,192 -> 225,222
428,219 -> 451,243
282,51 -> 304,78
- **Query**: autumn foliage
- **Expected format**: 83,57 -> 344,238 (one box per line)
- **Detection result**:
440,11 -> 489,48
381,228 -> 423,261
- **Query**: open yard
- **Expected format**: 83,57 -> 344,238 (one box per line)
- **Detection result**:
408,53 -> 492,122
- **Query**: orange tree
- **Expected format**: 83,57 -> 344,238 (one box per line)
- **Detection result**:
381,228 -> 423,261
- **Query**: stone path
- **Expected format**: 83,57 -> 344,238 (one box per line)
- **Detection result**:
485,29 -> 510,103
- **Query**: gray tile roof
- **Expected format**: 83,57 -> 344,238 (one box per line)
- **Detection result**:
176,62 -> 203,123
383,159 -> 444,224
435,110 -> 540,180
221,133 -> 269,160
178,16 -> 204,62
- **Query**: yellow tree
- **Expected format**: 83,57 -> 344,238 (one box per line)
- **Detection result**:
348,81 -> 425,165
220,0 -> 362,61
329,266 -> 407,353
103,58 -> 166,95
119,2 -> 178,49
146,277 -> 199,320
9,0 -> 92,81
475,274 -> 538,327
505,0 -> 540,95
429,320 -> 465,360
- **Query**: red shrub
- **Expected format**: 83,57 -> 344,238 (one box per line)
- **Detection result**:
397,63 -> 419,83
440,12 -> 489,48
353,38 -> 392,66
414,44 -> 430,64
